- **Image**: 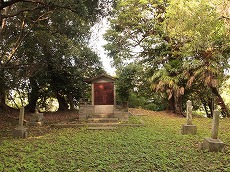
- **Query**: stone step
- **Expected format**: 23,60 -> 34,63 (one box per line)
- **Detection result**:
87,122 -> 119,127
88,126 -> 117,130
92,113 -> 114,118
87,117 -> 118,123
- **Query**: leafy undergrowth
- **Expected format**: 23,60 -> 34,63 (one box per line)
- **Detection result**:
1,109 -> 230,171
0,110 -> 79,138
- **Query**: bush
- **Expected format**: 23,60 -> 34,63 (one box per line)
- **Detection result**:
128,93 -> 145,108
144,102 -> 166,111
127,93 -> 167,111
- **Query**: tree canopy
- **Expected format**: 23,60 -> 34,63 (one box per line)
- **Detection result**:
1,0 -> 229,116
104,0 -> 230,116
0,0 -> 107,112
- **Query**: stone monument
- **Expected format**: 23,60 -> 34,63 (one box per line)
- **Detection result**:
12,107 -> 28,138
181,100 -> 197,135
27,108 -> 44,126
199,110 -> 225,152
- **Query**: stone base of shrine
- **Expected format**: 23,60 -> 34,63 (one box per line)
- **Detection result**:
181,124 -> 197,135
12,126 -> 28,138
199,138 -> 225,152
79,113 -> 87,122
94,105 -> 114,114
79,105 -> 129,122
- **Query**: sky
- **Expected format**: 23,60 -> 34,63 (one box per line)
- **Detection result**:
90,18 -> 116,76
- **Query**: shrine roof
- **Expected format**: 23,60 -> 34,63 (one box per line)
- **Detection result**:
85,73 -> 116,83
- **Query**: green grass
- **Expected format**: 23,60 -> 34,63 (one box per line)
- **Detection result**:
119,115 -> 144,124
1,114 -> 230,172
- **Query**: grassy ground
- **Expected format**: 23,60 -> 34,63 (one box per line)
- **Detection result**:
0,109 -> 230,171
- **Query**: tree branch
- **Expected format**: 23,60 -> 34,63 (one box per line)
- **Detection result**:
3,16 -> 26,67
0,0 -> 23,10
0,5 -> 10,37
1,0 -> 78,18
2,5 -> 44,18
3,10 -> 52,67
222,16 -> 230,20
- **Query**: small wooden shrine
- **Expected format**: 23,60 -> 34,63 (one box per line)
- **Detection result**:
79,73 -> 129,122
86,73 -> 116,114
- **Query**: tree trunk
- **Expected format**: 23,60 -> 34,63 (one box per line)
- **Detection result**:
207,98 -> 214,118
0,69 -> 9,112
210,86 -> 229,117
26,77 -> 39,113
56,92 -> 69,111
173,91 -> 184,116
0,87 -> 7,112
202,102 -> 209,117
68,93 -> 74,111
168,97 -> 175,112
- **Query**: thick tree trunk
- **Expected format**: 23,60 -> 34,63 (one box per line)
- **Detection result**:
0,87 -> 7,112
26,77 -> 39,113
173,93 -> 184,116
167,92 -> 183,116
0,69 -> 9,112
169,90 -> 184,116
207,98 -> 214,118
68,93 -> 74,111
210,86 -> 229,117
56,92 -> 69,111
201,98 -> 214,118
203,102 -> 209,117
168,97 -> 175,111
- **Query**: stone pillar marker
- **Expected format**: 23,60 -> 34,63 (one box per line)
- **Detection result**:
18,107 -> 24,128
181,100 -> 197,135
12,107 -> 28,138
186,100 -> 193,125
211,110 -> 219,139
199,110 -> 225,152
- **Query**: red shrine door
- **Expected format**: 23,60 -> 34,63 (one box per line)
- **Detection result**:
94,82 -> 114,105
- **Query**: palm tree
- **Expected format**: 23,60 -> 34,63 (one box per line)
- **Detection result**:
185,49 -> 229,117
150,59 -> 185,116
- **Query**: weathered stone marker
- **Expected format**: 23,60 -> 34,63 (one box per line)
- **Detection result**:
181,100 -> 197,135
199,110 -> 225,152
211,110 -> 219,139
27,107 -> 44,126
19,107 -> 24,127
187,100 -> 193,125
12,107 -> 28,138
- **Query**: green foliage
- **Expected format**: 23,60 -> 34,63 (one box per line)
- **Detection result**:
144,103 -> 159,111
165,0 -> 229,56
220,78 -> 230,109
104,0 -> 167,68
116,64 -> 137,104
165,0 -> 229,88
115,61 -> 169,111
128,93 -> 145,108
0,0 -> 106,111
1,113 -> 230,171
128,92 -> 167,111
105,0 -> 230,115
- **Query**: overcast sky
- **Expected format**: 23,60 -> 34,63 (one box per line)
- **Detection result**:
90,18 -> 116,76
